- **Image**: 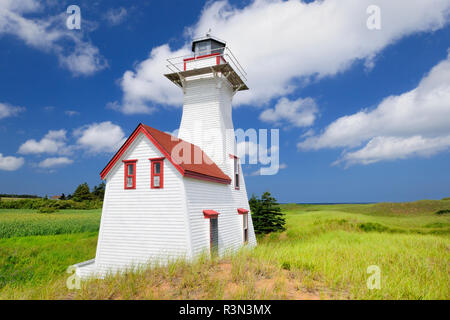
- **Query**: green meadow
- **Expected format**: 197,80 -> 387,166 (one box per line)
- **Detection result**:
0,200 -> 449,300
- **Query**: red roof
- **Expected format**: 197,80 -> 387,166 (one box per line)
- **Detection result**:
100,123 -> 231,185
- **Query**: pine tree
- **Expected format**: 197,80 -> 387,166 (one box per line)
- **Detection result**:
249,192 -> 285,234
92,182 -> 106,200
60,193 -> 66,200
72,183 -> 92,202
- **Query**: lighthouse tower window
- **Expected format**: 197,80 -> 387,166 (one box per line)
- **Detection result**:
234,157 -> 240,190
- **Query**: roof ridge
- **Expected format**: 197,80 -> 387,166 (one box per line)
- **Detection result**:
100,123 -> 231,185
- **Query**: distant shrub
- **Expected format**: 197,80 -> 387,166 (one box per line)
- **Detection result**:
435,209 -> 450,215
442,197 -> 450,201
358,222 -> 389,233
38,206 -> 58,214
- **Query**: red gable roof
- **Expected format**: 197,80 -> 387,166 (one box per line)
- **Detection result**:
100,123 -> 231,185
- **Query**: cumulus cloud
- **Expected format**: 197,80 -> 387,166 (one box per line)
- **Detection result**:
299,52 -> 450,165
103,7 -> 128,26
0,153 -> 25,171
74,121 -> 126,153
18,129 -> 71,155
259,97 -> 318,127
115,45 -> 190,114
112,0 -> 450,113
38,156 -> 73,168
17,122 -> 126,170
334,135 -> 450,166
0,0 -> 107,76
0,102 -> 25,119
248,162 -> 287,176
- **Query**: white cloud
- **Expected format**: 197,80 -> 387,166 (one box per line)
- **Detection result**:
299,52 -> 450,165
18,129 -> 70,155
259,97 -> 318,127
334,135 -> 450,166
0,153 -> 25,171
104,7 -> 128,26
38,156 -> 73,168
112,0 -> 450,113
65,110 -> 79,116
74,121 -> 126,153
248,162 -> 287,176
115,45 -> 190,114
0,102 -> 25,119
0,0 -> 107,76
59,42 -> 107,76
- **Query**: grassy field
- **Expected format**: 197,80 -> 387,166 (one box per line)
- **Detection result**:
0,201 -> 449,300
0,209 -> 101,238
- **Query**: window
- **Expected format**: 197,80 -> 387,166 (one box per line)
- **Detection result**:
150,158 -> 164,189
195,41 -> 210,56
238,208 -> 249,243
243,214 -> 248,243
233,156 -> 240,190
123,160 -> 137,189
210,217 -> 219,256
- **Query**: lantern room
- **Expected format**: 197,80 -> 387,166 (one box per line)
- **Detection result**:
165,34 -> 249,92
192,35 -> 226,56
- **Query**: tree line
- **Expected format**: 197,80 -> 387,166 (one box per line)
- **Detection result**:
61,182 -> 105,202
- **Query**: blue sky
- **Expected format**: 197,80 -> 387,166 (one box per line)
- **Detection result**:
0,0 -> 449,203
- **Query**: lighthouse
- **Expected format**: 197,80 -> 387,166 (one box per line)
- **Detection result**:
74,35 -> 256,279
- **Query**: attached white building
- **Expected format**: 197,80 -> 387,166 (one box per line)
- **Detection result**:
75,35 -> 256,279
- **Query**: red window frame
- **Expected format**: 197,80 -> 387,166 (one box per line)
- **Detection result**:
230,155 -> 240,190
150,157 -> 164,189
123,160 -> 137,189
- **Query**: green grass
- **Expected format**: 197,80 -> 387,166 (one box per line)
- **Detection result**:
254,204 -> 450,299
0,209 -> 101,238
0,202 -> 449,300
0,232 -> 98,299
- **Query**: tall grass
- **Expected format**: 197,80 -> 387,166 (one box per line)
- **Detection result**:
0,202 -> 449,300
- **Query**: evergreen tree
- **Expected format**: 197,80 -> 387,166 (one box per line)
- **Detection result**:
72,183 -> 92,202
249,192 -> 285,234
60,193 -> 66,200
92,182 -> 106,200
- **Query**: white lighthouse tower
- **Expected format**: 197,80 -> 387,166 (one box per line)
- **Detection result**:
166,35 -> 248,176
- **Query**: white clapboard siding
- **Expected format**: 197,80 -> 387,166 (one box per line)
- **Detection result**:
178,76 -> 236,177
94,133 -> 191,275
179,74 -> 256,257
